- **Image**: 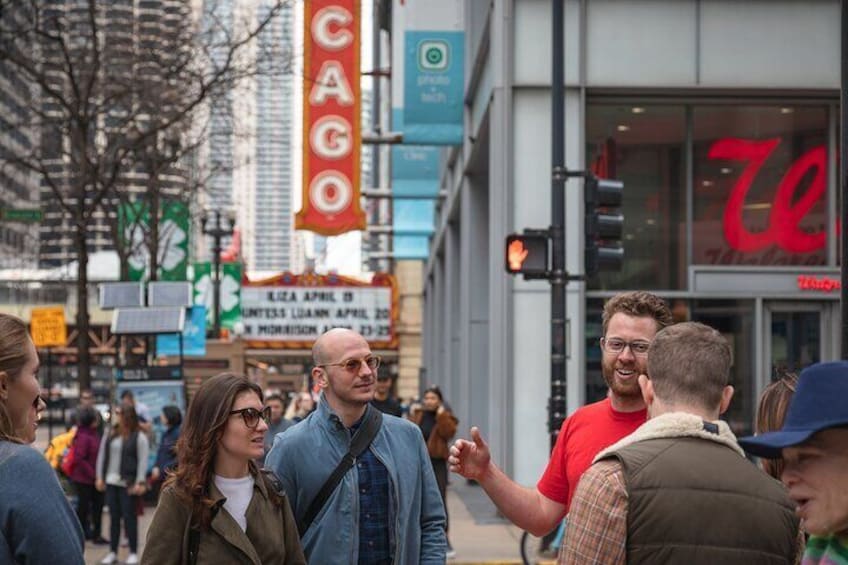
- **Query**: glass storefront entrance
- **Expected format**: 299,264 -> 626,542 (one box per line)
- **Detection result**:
765,304 -> 822,377
763,301 -> 839,384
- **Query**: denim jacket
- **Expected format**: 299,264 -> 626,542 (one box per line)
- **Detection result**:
265,396 -> 447,564
0,442 -> 85,564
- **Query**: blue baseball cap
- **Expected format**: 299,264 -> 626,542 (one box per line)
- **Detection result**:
739,361 -> 848,459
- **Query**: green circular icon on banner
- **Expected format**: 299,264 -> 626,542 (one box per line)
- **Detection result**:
426,47 -> 443,66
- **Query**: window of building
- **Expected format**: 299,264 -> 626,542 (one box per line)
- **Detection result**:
586,102 -> 833,289
692,105 -> 829,267
586,105 -> 687,290
690,299 -> 756,439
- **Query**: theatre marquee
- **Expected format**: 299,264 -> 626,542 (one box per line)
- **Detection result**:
241,272 -> 397,349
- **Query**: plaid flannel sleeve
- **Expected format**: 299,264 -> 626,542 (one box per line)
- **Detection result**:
558,458 -> 628,565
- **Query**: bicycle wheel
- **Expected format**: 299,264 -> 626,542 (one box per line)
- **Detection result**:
519,528 -> 558,565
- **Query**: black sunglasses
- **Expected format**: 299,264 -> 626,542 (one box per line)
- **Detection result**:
229,406 -> 272,429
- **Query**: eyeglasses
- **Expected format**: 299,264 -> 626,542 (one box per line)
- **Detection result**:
602,338 -> 651,356
229,406 -> 272,429
318,355 -> 381,373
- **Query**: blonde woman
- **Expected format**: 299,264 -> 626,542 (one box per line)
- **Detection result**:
0,313 -> 84,563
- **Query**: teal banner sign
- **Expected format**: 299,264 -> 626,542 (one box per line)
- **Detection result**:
403,30 -> 464,145
156,305 -> 207,356
391,110 -> 439,259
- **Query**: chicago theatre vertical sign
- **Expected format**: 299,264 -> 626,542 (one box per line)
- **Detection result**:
297,0 -> 365,235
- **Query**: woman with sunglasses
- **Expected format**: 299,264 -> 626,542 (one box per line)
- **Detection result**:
0,313 -> 84,564
142,372 -> 305,565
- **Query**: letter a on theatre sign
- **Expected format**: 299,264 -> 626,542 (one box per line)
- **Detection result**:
296,0 -> 365,236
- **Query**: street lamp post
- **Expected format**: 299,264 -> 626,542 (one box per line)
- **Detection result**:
200,210 -> 235,338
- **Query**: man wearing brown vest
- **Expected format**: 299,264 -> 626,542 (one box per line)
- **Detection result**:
560,322 -> 801,565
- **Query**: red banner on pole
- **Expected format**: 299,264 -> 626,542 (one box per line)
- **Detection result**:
297,0 -> 364,235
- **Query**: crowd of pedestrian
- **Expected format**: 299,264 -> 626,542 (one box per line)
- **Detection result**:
1,296 -> 846,564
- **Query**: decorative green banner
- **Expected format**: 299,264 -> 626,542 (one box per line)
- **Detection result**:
193,261 -> 242,330
120,201 -> 189,281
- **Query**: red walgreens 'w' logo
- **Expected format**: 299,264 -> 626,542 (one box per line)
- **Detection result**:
709,138 -> 831,254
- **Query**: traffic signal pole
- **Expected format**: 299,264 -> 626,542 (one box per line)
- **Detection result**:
841,0 -> 847,358
505,0 -> 622,449
549,0 -> 567,451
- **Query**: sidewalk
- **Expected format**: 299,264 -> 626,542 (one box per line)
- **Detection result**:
447,479 -> 526,565
84,510 -> 154,565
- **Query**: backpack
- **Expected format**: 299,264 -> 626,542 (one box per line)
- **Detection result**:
60,434 -> 78,477
44,428 -> 76,470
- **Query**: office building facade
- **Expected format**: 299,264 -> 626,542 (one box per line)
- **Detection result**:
422,0 -> 843,484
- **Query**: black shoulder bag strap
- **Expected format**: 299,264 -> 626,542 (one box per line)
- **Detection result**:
186,520 -> 199,565
297,406 -> 383,536
186,500 -> 221,565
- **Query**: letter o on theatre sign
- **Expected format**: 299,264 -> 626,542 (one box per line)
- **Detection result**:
310,171 -> 353,214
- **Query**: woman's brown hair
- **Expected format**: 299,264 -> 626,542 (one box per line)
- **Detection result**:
0,314 -> 35,443
756,371 -> 798,479
118,405 -> 139,439
164,372 -> 264,529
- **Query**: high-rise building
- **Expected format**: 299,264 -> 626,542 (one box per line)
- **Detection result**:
249,0 -> 295,274
33,0 -> 191,268
198,0 -> 296,278
0,5 -> 39,268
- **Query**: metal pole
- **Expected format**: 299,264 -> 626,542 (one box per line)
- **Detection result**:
549,0 -> 567,451
47,348 -> 53,441
841,0 -> 848,358
372,0 -> 381,185
212,211 -> 222,339
371,0 -> 383,274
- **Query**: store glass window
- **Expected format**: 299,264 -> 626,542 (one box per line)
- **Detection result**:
585,298 -> 606,404
692,105 -> 829,267
690,299 -> 756,439
586,105 -> 687,290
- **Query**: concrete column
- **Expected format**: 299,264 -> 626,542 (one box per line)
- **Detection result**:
486,0 -> 515,475
394,260 -> 423,403
459,174 -> 491,434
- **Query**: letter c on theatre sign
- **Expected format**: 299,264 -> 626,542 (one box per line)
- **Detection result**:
311,7 -> 353,51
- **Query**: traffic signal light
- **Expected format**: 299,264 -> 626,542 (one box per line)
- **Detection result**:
505,233 -> 549,277
584,175 -> 624,276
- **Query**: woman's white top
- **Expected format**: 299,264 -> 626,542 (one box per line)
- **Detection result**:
213,474 -> 255,532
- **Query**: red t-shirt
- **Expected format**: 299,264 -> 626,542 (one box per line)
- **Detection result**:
537,397 -> 646,512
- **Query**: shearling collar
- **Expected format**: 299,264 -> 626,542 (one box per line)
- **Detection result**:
594,411 -> 745,463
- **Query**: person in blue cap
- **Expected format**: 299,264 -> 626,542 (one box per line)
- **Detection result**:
739,361 -> 848,564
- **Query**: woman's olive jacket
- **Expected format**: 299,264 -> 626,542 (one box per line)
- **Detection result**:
141,469 -> 306,565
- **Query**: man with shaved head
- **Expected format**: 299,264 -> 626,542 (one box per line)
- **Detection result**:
266,328 -> 447,564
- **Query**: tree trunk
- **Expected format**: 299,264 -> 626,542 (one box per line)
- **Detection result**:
75,216 -> 92,392
149,157 -> 160,282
